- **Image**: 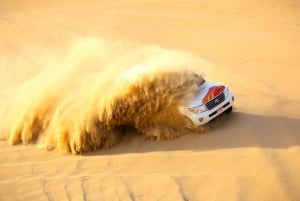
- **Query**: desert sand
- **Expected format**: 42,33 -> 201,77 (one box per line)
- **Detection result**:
1,0 -> 300,200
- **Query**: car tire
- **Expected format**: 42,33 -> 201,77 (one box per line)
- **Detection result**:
225,106 -> 232,114
183,116 -> 196,131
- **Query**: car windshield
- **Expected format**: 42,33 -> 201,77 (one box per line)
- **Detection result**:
194,73 -> 205,86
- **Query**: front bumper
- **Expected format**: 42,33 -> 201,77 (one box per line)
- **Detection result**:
181,90 -> 234,126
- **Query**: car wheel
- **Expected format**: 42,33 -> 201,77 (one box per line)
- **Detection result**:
225,106 -> 232,114
183,116 -> 196,131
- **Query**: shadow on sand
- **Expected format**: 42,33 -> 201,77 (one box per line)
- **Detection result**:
86,112 -> 300,156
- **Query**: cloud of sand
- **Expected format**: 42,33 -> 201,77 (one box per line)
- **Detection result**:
0,37 -> 209,154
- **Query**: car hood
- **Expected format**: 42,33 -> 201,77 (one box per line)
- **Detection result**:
187,81 -> 226,108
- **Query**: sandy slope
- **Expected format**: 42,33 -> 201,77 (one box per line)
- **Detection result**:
1,0 -> 300,200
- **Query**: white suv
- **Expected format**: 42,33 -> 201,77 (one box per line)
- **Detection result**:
179,79 -> 234,126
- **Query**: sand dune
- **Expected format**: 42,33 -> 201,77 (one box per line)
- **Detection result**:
1,113 -> 299,200
1,0 -> 300,200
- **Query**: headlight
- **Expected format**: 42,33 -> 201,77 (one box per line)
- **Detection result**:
188,104 -> 207,114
